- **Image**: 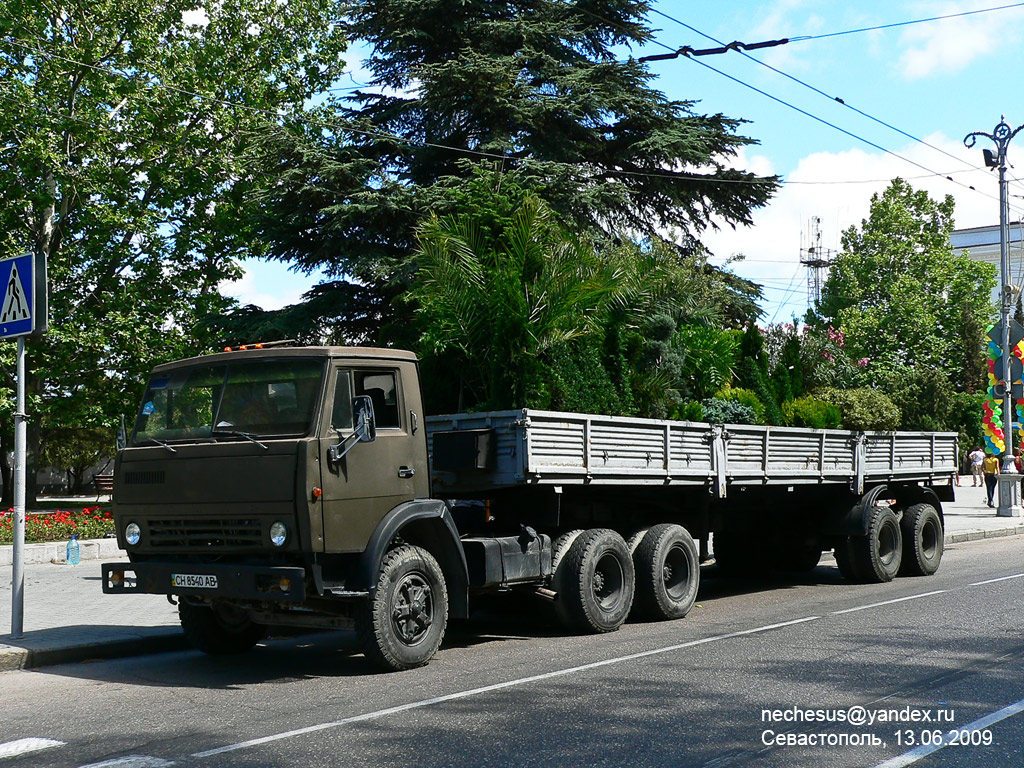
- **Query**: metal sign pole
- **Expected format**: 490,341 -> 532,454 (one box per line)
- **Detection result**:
11,336 -> 26,638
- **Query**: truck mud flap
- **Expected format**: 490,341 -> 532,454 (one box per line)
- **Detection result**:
102,561 -> 306,603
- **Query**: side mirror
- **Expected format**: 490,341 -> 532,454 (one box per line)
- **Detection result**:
328,395 -> 377,463
353,395 -> 377,443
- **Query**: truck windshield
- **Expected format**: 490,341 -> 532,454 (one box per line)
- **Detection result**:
132,358 -> 325,444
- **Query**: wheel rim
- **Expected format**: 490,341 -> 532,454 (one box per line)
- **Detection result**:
391,571 -> 433,646
593,551 -> 625,612
662,544 -> 691,600
878,520 -> 898,566
920,517 -> 939,558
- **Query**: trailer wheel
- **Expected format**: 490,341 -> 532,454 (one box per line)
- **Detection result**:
554,528 -> 635,633
357,545 -> 448,672
631,524 -> 699,621
178,601 -> 265,655
551,530 -> 585,572
899,503 -> 943,576
850,506 -> 902,583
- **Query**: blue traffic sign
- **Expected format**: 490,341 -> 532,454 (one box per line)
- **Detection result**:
0,254 -> 36,339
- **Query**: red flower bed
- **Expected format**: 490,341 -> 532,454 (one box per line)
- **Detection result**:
0,506 -> 114,544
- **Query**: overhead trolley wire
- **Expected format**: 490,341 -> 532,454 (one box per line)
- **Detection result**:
647,7 -> 991,178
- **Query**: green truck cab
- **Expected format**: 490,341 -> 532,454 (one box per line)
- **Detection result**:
104,345 -> 475,670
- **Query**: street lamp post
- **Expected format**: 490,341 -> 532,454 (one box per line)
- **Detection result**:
965,117 -> 1024,517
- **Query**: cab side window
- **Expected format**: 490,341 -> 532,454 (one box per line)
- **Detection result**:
354,370 -> 400,429
331,371 -> 354,432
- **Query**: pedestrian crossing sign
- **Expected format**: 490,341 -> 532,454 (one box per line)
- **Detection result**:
0,253 -> 44,339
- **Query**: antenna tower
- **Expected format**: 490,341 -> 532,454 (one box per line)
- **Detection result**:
800,216 -> 835,310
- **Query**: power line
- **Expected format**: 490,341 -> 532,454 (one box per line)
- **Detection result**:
797,3 -> 1024,41
647,8 -> 990,180
667,51 -> 1015,213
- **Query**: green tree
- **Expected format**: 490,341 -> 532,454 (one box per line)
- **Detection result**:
411,195 -> 626,408
236,0 -> 777,342
0,0 -> 346,501
819,179 -> 996,394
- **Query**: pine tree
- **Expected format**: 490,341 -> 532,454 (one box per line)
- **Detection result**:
234,0 -> 778,342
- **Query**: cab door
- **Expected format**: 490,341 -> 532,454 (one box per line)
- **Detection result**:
318,362 -> 428,553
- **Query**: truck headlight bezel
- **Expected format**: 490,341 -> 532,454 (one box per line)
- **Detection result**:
125,522 -> 141,546
270,521 -> 288,547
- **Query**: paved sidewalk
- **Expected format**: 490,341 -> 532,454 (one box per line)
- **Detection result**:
1,489 -> 1022,672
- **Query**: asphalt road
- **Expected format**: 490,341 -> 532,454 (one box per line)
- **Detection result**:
2,536 -> 1023,768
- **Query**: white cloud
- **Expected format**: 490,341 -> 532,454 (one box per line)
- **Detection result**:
699,137 -> 1005,320
896,1 -> 1024,80
221,264 -> 312,311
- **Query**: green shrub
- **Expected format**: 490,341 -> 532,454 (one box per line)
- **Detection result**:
712,386 -> 766,424
783,396 -> 842,429
673,400 -> 704,422
701,397 -> 757,425
815,387 -> 901,431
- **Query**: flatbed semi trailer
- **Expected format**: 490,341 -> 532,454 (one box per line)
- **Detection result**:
102,346 -> 955,670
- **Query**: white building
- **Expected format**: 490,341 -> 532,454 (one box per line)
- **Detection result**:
951,223 -> 1024,306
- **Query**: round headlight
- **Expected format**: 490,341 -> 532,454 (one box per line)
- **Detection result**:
125,522 -> 141,546
270,521 -> 288,547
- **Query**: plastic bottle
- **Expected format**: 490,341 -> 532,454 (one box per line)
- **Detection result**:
66,534 -> 80,566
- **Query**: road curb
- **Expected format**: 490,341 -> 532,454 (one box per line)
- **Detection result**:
0,629 -> 188,672
946,524 -> 1024,544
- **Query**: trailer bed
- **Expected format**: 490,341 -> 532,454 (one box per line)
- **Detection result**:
427,409 -> 957,497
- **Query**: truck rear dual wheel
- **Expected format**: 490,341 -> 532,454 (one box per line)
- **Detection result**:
839,505 -> 903,583
899,503 -> 943,576
553,528 -> 635,633
358,544 -> 448,672
178,601 -> 266,655
630,524 -> 700,621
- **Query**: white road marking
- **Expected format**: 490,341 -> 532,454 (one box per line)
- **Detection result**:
0,738 -> 64,759
191,615 -> 821,758
77,758 -> 174,768
873,696 -> 1024,768
830,590 -> 947,615
969,572 -> 1024,586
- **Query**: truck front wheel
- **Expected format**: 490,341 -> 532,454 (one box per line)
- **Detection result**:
358,545 -> 449,672
554,528 -> 635,633
178,601 -> 265,655
631,524 -> 699,621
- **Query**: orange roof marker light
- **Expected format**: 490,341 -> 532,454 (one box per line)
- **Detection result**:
222,339 -> 297,352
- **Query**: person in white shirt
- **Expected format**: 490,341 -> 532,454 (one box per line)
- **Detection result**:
969,446 -> 985,487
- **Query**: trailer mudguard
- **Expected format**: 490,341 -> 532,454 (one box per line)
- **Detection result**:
827,484 -> 945,537
353,499 -> 470,618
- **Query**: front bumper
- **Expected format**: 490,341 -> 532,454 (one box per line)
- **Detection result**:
101,561 -> 307,603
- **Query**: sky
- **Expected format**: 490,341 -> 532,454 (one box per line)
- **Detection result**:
223,0 -> 1024,324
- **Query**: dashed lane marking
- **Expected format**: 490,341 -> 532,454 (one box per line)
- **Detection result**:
873,696 -> 1024,768
0,738 -> 64,760
190,616 -> 821,759
76,756 -> 175,768
969,572 -> 1024,586
830,590 -> 947,615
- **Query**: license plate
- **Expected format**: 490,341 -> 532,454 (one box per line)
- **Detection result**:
171,573 -> 218,589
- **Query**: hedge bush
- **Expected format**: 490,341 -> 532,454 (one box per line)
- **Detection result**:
814,387 -> 901,431
783,396 -> 842,429
712,386 -> 766,424
701,397 -> 758,425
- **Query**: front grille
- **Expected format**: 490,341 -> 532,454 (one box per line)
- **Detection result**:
148,518 -> 263,549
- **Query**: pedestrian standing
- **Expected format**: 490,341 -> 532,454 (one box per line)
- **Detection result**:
983,451 -> 1000,508
969,445 -> 985,487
